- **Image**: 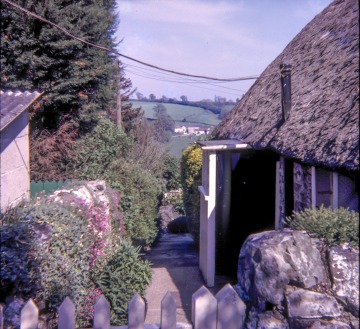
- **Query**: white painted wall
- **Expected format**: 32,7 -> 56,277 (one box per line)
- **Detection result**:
0,110 -> 30,211
198,151 -> 216,287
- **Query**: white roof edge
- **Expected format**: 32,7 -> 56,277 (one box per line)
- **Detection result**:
201,143 -> 251,151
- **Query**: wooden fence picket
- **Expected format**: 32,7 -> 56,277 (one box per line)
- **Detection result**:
20,299 -> 38,329
128,293 -> 145,329
192,285 -> 217,329
215,284 -> 246,329
161,291 -> 176,329
11,283 -> 247,329
93,294 -> 110,329
58,297 -> 75,329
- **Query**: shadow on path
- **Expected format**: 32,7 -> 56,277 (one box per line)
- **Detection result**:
141,233 -> 236,325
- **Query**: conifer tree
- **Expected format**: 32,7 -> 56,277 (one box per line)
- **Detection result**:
1,0 -> 137,180
1,0 -> 122,129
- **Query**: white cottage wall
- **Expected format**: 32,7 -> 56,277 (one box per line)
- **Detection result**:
0,110 -> 30,211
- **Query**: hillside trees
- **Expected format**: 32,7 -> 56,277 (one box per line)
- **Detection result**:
153,103 -> 175,142
1,0 -> 136,180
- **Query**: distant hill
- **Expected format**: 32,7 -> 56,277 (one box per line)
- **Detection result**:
130,100 -> 223,127
128,100 -> 236,158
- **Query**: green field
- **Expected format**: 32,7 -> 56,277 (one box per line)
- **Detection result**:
165,135 -> 200,158
130,100 -> 221,127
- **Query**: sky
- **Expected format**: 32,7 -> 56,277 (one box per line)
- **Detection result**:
116,0 -> 332,102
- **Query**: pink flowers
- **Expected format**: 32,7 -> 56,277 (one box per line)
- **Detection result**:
87,204 -> 110,266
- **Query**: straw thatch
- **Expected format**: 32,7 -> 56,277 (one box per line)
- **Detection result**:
213,0 -> 359,173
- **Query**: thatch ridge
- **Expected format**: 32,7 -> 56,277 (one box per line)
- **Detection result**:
213,0 -> 359,172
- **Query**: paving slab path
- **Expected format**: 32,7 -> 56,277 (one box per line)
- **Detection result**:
141,233 -> 235,326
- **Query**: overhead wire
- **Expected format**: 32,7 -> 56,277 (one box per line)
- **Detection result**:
2,0 -> 261,83
125,68 -> 246,97
121,61 -> 248,97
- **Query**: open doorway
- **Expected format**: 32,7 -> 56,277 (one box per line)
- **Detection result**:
216,151 -> 278,277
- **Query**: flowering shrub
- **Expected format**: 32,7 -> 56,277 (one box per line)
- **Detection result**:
87,204 -> 110,266
0,181 -> 150,328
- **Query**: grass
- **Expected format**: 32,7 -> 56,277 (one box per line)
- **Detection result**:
130,100 -> 221,127
165,135 -> 200,158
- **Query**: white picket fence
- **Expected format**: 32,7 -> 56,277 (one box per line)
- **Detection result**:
0,284 -> 246,329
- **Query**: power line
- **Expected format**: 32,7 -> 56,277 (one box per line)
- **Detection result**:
126,68 -> 246,97
2,0 -> 260,83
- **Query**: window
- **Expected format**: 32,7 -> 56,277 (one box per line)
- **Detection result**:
338,174 -> 359,211
315,168 -> 333,208
312,167 -> 359,211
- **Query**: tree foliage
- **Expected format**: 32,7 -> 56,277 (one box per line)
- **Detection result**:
153,103 -> 175,142
180,144 -> 202,247
1,0 -> 138,180
1,0 -> 119,126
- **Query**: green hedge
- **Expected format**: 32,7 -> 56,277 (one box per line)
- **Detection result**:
180,144 -> 202,247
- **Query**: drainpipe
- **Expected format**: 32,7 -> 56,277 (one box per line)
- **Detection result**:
280,64 -> 292,122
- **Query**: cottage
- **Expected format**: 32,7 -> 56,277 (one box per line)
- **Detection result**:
174,125 -> 187,134
197,0 -> 359,287
0,90 -> 42,211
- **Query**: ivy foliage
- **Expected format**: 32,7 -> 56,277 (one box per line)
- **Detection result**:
180,144 -> 202,247
286,206 -> 359,247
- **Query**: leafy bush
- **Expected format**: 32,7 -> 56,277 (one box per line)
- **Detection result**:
107,159 -> 161,246
163,155 -> 182,191
73,118 -> 166,246
0,200 -> 94,327
285,206 -> 359,247
91,241 -> 152,325
168,216 -> 189,234
0,184 -> 128,328
0,219 -> 40,298
74,118 -> 132,180
180,144 -> 202,247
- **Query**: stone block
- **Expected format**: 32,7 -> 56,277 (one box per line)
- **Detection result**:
329,246 -> 359,317
238,230 -> 327,308
285,287 -> 342,319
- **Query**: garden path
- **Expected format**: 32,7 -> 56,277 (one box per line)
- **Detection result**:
141,233 -> 235,327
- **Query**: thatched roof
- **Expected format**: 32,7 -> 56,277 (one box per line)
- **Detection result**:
213,0 -> 359,173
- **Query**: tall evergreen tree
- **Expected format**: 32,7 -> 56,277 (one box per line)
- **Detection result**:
1,0 -> 137,180
1,0 -> 120,129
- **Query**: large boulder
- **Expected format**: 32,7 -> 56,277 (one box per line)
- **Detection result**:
238,230 -> 327,309
328,246 -> 359,317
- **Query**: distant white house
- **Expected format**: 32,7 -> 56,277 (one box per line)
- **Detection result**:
174,126 -> 212,136
174,126 -> 187,134
0,90 -> 42,211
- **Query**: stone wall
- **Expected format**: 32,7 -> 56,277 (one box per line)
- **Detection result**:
237,230 -> 359,329
293,162 -> 312,212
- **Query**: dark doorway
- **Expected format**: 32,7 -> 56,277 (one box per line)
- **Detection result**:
216,151 -> 278,277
